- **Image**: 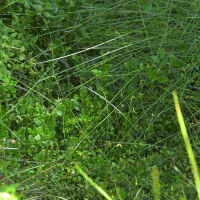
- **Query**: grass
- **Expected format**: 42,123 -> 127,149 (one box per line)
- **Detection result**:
0,0 -> 200,199
173,90 -> 200,199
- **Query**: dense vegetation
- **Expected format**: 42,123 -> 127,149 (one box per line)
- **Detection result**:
0,0 -> 200,199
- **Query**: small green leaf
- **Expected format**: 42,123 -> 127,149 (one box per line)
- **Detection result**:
12,13 -> 20,23
118,188 -> 126,200
19,55 -> 25,61
35,134 -> 41,141
18,126 -> 26,137
127,78 -> 137,93
152,55 -> 160,64
31,35 -> 38,44
10,33 -> 17,38
41,140 -> 51,148
169,55 -> 180,67
71,99 -> 80,111
29,135 -> 35,144
159,48 -> 165,59
103,64 -> 111,71
160,58 -> 168,67
92,69 -> 101,77
1,76 -> 9,83
66,0 -> 75,7
28,127 -> 34,134
2,35 -> 9,40
178,43 -> 186,52
34,118 -> 43,126
0,61 -> 10,79
112,162 -> 116,167
20,46 -> 25,53
157,76 -> 169,83
144,2 -> 152,11
126,58 -> 134,71
11,40 -> 20,46
55,108 -> 62,116
43,12 -> 52,17
33,4 -> 43,11
0,49 -> 5,57
148,69 -> 157,80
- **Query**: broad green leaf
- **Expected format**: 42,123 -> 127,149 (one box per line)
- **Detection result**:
17,127 -> 26,140
152,55 -> 160,64
0,49 -> 5,57
19,127 -> 26,135
7,52 -> 15,57
0,61 -> 10,79
28,135 -> 35,144
43,12 -> 52,17
118,188 -> 126,200
45,2 -> 54,10
1,76 -> 9,83
55,108 -> 63,116
33,4 -> 43,11
178,43 -> 186,52
160,58 -> 168,67
170,55 -> 181,67
37,126 -> 44,135
41,140 -> 51,148
127,78 -> 137,92
55,38 -> 61,45
35,134 -> 41,141
34,118 -> 43,126
148,69 -> 157,80
10,33 -> 17,38
31,35 -> 38,44
157,76 -> 169,83
20,46 -> 25,53
71,99 -> 80,111
34,0 -> 44,5
103,64 -> 111,71
2,35 -> 9,40
19,55 -> 25,60
28,128 -> 34,135
92,69 -> 101,77
11,40 -> 20,46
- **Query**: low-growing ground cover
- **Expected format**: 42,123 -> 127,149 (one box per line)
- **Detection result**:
0,0 -> 200,199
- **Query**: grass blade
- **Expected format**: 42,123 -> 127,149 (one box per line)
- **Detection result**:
172,90 -> 200,199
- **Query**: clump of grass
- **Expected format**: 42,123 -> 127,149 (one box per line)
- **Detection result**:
75,164 -> 113,200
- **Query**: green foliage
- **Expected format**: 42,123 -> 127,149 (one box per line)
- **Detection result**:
0,0 -> 200,199
0,184 -> 20,200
